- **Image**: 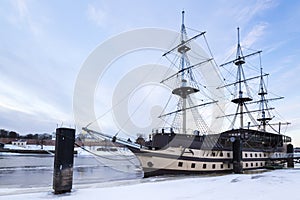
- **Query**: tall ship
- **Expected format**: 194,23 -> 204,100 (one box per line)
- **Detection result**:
83,11 -> 293,177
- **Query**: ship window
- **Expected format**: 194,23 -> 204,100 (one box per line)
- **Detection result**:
228,164 -> 230,168
203,164 -> 207,169
191,163 -> 196,168
250,154 -> 253,158
246,163 -> 248,167
212,152 -> 216,157
245,153 -> 248,157
259,153 -> 262,157
227,153 -> 230,157
212,164 -> 216,169
220,152 -> 223,157
264,153 -> 266,157
256,163 -> 258,166
178,162 -> 183,167
255,153 -> 258,157
251,163 -> 253,167
220,164 -> 224,169
260,162 -> 263,166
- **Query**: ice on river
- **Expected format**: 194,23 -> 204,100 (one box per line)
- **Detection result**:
0,167 -> 299,200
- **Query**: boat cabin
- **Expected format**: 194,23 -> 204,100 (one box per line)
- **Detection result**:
11,139 -> 27,147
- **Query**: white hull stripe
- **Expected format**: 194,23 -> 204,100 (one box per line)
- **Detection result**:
135,151 -> 273,163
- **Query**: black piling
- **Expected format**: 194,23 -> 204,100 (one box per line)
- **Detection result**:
232,136 -> 243,174
287,143 -> 294,168
53,128 -> 75,194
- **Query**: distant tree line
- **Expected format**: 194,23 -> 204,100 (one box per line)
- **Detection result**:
0,129 -> 52,140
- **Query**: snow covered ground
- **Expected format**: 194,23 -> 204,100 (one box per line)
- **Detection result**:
0,168 -> 299,200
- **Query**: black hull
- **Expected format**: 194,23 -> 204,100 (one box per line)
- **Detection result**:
143,168 -> 231,178
143,167 -> 269,178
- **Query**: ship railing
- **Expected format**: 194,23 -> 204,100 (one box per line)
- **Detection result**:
152,127 -> 177,134
152,127 -> 204,136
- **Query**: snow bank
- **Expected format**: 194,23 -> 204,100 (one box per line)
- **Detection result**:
1,169 -> 299,200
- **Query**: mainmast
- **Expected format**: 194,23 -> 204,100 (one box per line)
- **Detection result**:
218,28 -> 289,132
231,27 -> 253,128
218,28 -> 262,129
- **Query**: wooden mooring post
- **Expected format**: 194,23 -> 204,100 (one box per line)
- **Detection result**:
53,128 -> 75,194
232,136 -> 243,174
287,143 -> 294,168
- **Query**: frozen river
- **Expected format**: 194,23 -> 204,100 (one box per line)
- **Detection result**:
1,152 -> 300,200
0,153 -> 143,188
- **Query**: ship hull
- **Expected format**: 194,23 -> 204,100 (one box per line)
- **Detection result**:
127,146 -> 289,177
82,128 -> 292,178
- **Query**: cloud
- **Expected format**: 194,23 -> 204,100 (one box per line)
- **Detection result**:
220,22 -> 268,64
0,79 -> 71,122
242,22 -> 268,48
235,0 -> 278,24
14,0 -> 28,18
86,3 -> 107,27
0,66 -> 74,134
9,0 -> 42,36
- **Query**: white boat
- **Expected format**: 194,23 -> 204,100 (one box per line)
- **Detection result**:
0,143 -> 55,155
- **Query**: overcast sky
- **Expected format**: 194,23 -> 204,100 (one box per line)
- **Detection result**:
0,0 -> 299,145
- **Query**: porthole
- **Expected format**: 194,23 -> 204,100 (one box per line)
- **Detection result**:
178,162 -> 183,167
147,161 -> 154,167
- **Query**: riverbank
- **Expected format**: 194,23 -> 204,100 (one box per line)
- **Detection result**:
1,167 -> 299,200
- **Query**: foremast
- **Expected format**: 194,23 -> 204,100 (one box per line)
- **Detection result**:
170,11 -> 201,134
171,11 -> 196,134
159,11 -> 217,135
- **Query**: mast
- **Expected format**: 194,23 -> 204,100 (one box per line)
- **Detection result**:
170,11 -> 199,134
180,11 -> 187,134
161,11 -> 215,134
257,66 -> 272,131
218,28 -> 289,132
231,27 -> 252,129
